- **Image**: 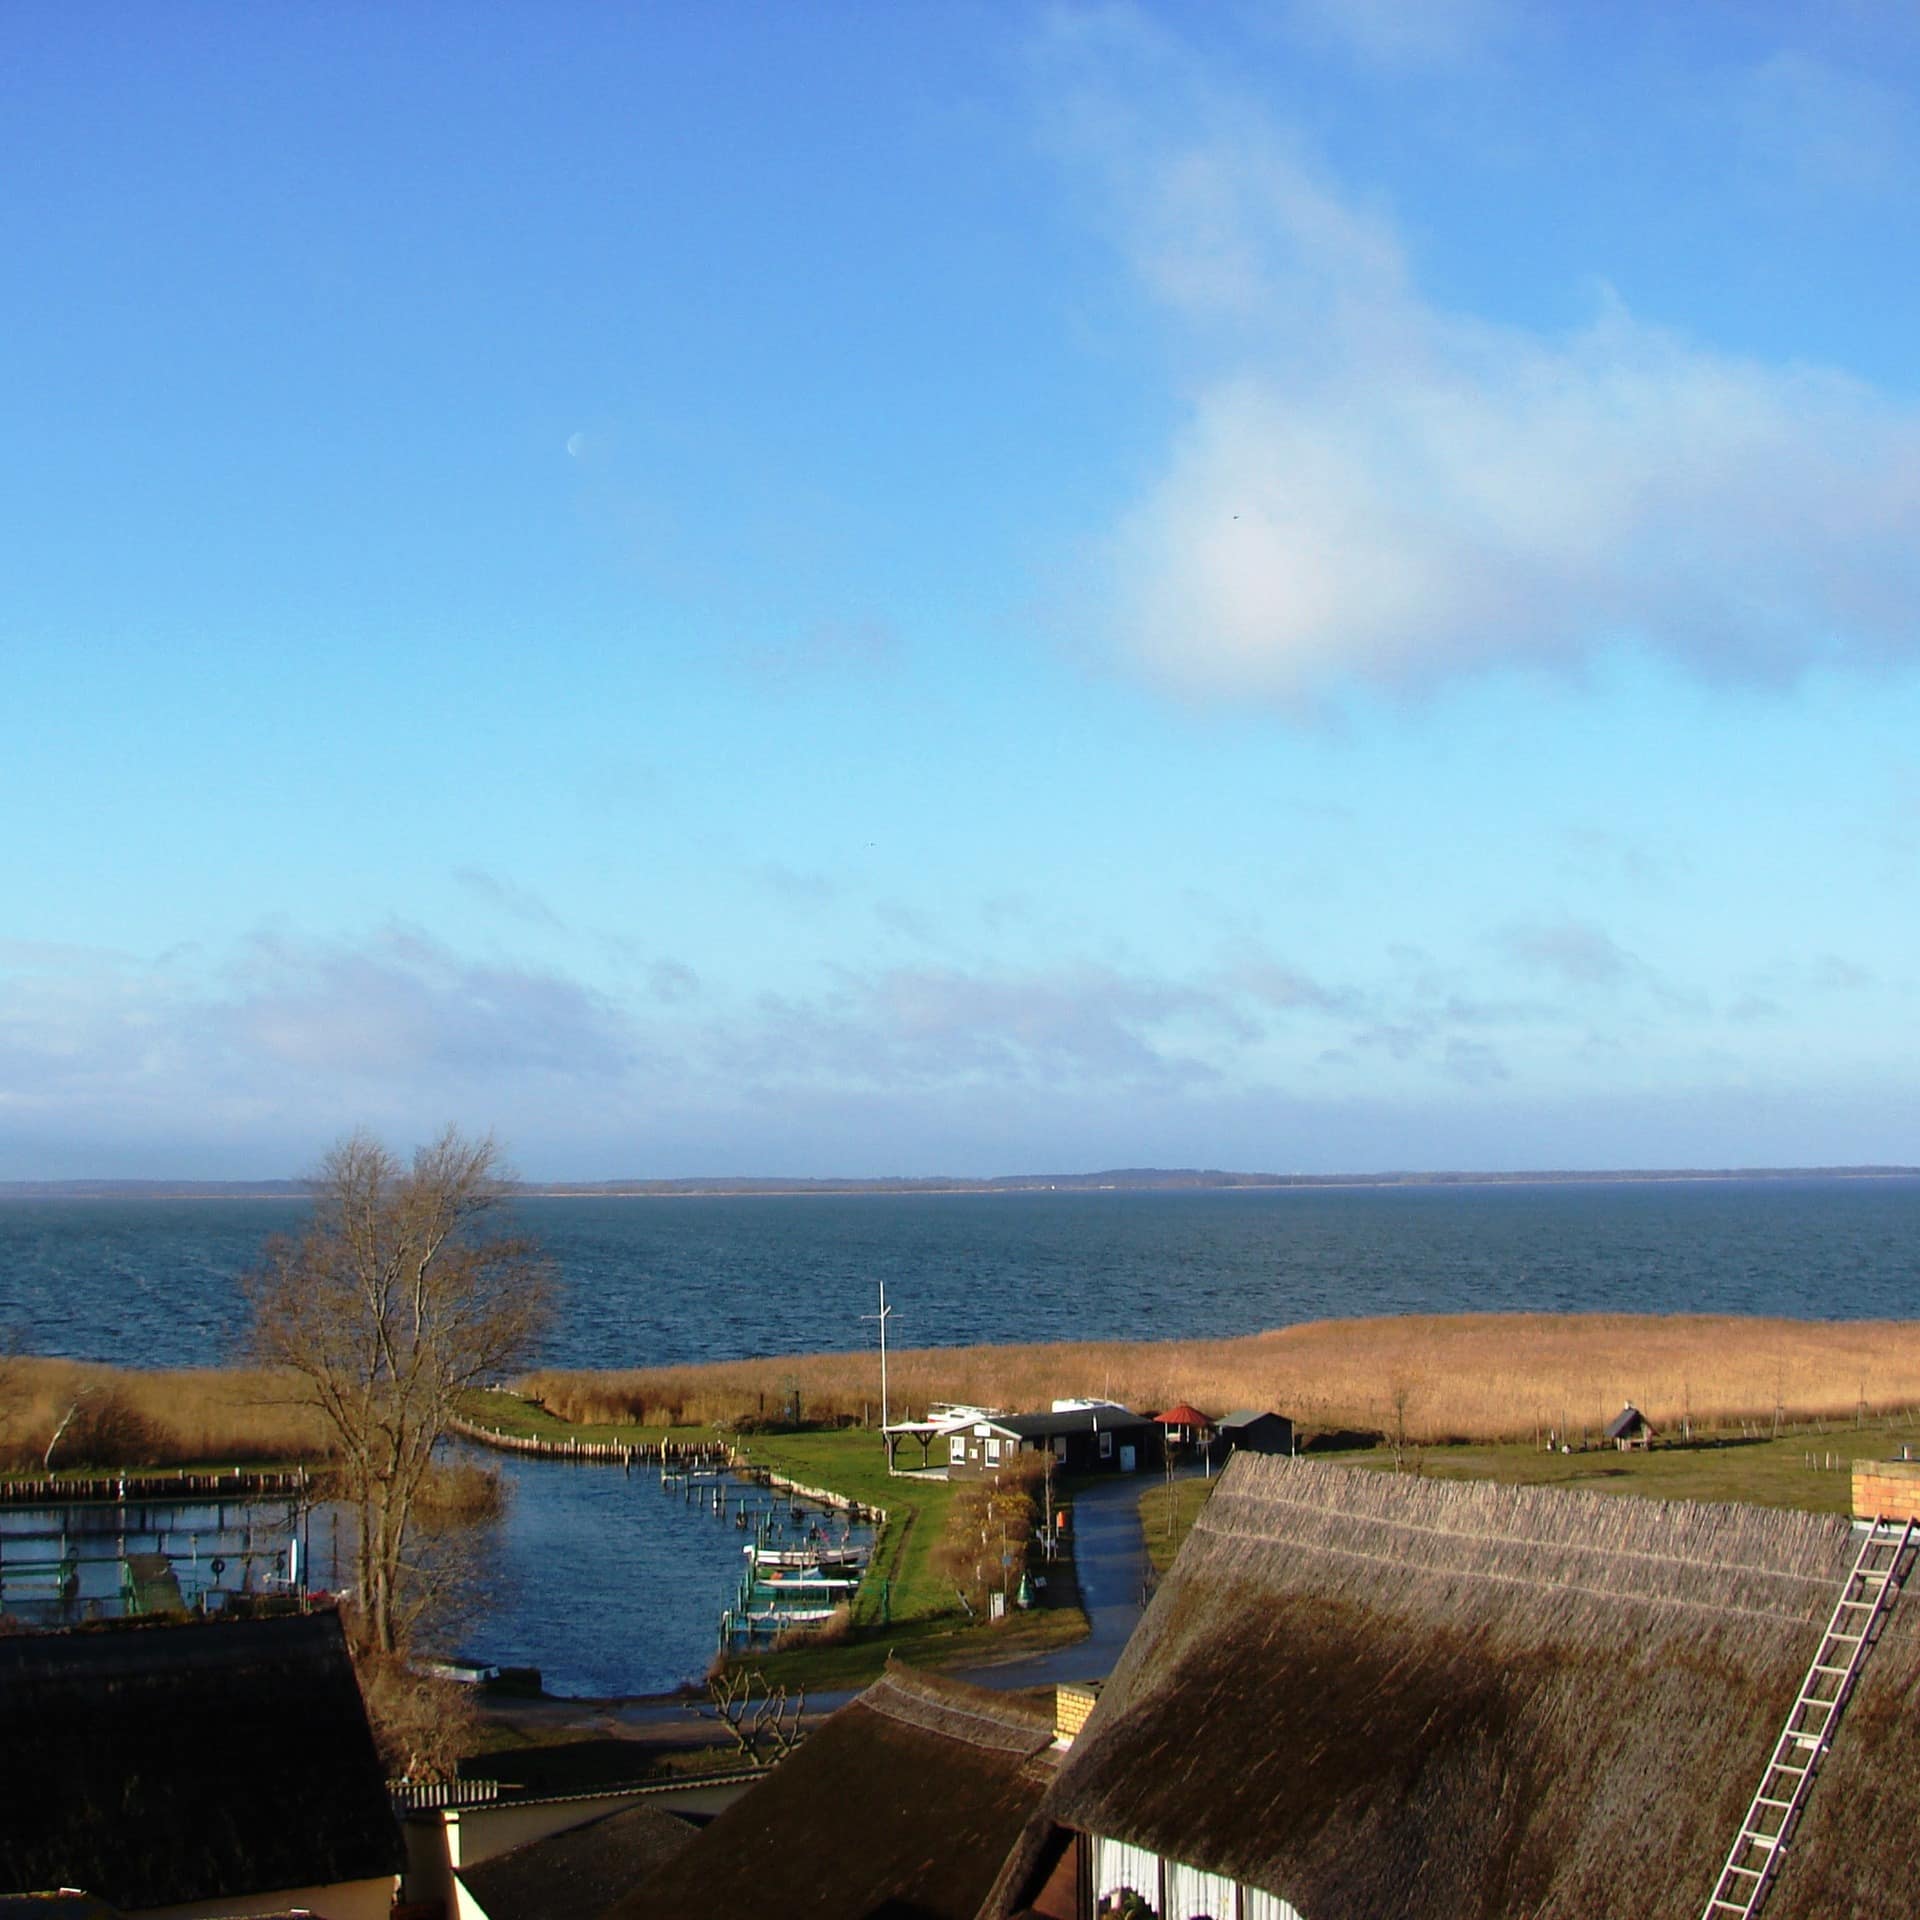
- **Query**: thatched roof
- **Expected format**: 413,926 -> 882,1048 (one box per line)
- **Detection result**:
0,1900 -> 122,1919
988,1454 -> 1920,1920
609,1664 -> 1058,1920
457,1799 -> 697,1920
0,1612 -> 402,1911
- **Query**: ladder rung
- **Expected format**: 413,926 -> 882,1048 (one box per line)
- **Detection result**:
1700,1524 -> 1911,1920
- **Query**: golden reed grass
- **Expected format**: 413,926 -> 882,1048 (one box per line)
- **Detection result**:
0,1359 -> 328,1470
520,1313 -> 1920,1445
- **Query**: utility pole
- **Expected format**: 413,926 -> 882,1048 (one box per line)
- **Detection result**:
862,1279 -> 893,1432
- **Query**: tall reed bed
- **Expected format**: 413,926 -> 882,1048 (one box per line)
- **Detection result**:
0,1358 -> 328,1470
519,1313 -> 1920,1444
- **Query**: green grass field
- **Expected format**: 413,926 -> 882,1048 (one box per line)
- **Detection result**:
1139,1421 -> 1920,1570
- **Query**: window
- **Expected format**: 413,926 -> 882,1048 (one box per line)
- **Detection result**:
1089,1835 -> 1305,1920
1166,1860 -> 1236,1919
1094,1836 -> 1161,1920
986,1438 -> 1002,1464
1098,1429 -> 1114,1460
949,1434 -> 967,1464
1054,1435 -> 1069,1460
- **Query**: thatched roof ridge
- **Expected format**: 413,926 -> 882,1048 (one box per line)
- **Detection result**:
609,1663 -> 1057,1920
988,1454 -> 1920,1920
859,1660 -> 1054,1755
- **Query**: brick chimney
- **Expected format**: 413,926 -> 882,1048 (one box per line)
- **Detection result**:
1053,1681 -> 1100,1748
1852,1454 -> 1920,1523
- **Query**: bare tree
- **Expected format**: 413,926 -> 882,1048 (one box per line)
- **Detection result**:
243,1129 -> 550,1655
1386,1374 -> 1419,1474
694,1669 -> 806,1762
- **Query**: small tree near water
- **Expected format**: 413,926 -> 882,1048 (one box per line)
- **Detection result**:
243,1128 -> 550,1656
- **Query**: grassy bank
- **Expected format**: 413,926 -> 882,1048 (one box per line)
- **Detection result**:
518,1312 -> 1920,1445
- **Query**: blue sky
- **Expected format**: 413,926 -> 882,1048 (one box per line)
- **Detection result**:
5,2 -> 1919,1179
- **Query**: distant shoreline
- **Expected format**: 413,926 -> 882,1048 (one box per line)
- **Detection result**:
1,1164 -> 1915,1201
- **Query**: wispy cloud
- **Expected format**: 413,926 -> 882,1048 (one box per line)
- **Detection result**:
1726,50 -> 1914,197
1497,919 -> 1642,989
1280,0 -> 1511,72
0,926 -> 640,1172
740,616 -> 901,691
454,867 -> 565,930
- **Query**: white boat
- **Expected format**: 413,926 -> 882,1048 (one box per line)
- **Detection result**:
746,1542 -> 869,1574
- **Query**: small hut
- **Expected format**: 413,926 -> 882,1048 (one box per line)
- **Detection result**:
1606,1402 -> 1655,1451
1214,1408 -> 1294,1456
1153,1404 -> 1216,1450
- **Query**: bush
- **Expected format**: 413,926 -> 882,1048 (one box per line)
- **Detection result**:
931,1462 -> 1044,1616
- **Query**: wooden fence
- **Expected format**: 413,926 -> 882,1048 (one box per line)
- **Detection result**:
0,1467 -> 313,1509
446,1416 -> 734,1469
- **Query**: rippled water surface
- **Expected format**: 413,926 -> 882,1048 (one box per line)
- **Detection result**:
3,1178 -> 1917,1370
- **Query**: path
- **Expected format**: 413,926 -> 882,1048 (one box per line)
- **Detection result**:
955,1469 -> 1155,1692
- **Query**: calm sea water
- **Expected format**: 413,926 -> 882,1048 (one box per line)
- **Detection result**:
1,1178 -> 1916,1371
6,1178 -> 1915,1695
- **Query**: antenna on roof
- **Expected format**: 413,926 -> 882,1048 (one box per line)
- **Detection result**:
861,1279 -> 893,1431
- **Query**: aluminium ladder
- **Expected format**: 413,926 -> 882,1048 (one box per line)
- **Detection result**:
1700,1515 -> 1916,1920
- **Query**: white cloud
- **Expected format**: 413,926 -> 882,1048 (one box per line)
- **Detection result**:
1058,43 -> 1920,702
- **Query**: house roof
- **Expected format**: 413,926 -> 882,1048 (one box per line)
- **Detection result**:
996,1407 -> 1148,1441
987,1453 -> 1920,1920
1152,1405 -> 1212,1427
1214,1408 -> 1286,1430
608,1664 -> 1057,1920
1606,1402 -> 1653,1437
0,1611 -> 403,1912
456,1799 -> 697,1920
0,1900 -> 123,1919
